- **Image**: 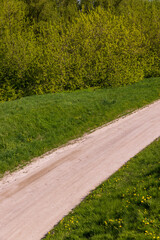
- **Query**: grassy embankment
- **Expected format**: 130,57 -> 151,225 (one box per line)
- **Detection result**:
44,138 -> 160,240
0,77 -> 160,176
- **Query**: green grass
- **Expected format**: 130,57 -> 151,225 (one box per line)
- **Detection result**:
44,138 -> 160,240
0,77 -> 160,176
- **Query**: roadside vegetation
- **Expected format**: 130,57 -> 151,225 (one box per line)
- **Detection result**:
44,137 -> 160,240
0,77 -> 160,176
0,0 -> 160,101
0,0 -> 159,238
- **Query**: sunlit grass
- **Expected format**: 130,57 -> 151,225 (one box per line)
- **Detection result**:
0,77 -> 160,175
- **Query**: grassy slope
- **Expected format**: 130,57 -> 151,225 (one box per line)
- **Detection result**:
44,138 -> 160,240
0,77 -> 160,175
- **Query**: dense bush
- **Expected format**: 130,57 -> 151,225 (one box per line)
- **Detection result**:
59,8 -> 146,89
0,0 -> 159,101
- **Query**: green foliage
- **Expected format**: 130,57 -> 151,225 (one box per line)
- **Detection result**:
0,0 -> 160,101
118,0 -> 160,78
60,8 -> 145,88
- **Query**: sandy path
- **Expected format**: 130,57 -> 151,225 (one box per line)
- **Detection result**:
0,100 -> 160,240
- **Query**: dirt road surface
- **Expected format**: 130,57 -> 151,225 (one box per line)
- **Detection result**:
0,100 -> 160,240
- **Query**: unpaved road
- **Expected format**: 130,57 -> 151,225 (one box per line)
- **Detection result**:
0,100 -> 160,240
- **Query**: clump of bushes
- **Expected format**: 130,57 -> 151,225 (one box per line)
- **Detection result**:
0,0 -> 159,101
